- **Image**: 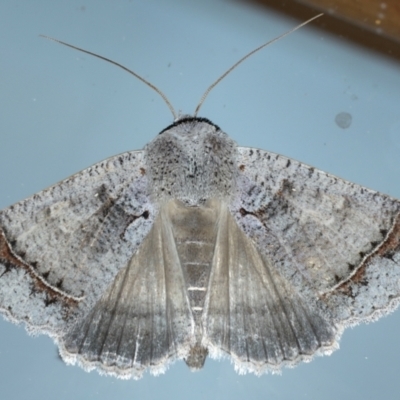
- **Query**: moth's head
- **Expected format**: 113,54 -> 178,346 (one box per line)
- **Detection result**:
144,117 -> 238,205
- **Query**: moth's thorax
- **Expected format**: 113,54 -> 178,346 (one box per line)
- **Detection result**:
144,117 -> 238,206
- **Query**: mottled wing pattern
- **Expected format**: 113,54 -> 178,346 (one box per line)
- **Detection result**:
228,147 -> 400,342
0,150 -> 155,335
60,202 -> 194,379
2,134 -> 400,379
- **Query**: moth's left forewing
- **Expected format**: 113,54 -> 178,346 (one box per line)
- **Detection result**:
0,150 -> 156,336
232,147 -> 400,330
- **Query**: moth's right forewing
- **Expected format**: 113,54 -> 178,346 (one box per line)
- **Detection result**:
233,147 -> 400,328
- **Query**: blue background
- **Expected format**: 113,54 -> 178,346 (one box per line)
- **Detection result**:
1,1 -> 400,399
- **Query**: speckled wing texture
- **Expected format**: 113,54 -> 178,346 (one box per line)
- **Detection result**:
1,117 -> 400,379
0,152 -> 157,353
216,146 -> 400,374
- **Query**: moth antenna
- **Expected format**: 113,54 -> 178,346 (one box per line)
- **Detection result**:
193,13 -> 323,117
39,35 -> 178,120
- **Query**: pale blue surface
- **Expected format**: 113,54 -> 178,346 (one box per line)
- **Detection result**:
1,1 -> 400,399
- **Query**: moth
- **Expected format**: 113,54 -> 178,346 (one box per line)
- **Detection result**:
1,15 -> 400,380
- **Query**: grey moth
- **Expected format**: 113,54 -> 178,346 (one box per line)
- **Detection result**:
1,15 -> 400,379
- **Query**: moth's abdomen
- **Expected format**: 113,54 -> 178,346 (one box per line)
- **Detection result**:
168,199 -> 218,325
176,241 -> 214,323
